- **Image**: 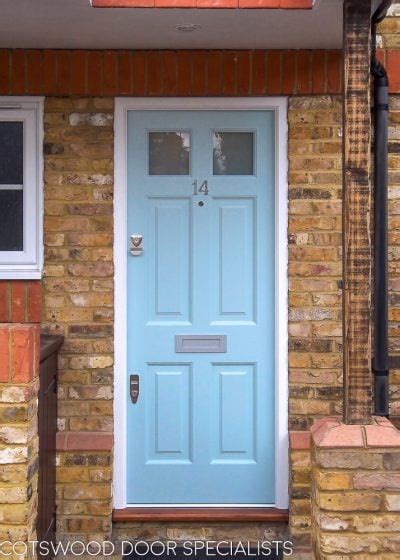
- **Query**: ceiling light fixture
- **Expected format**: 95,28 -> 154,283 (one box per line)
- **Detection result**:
175,24 -> 201,32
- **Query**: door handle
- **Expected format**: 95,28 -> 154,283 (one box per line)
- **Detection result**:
130,374 -> 139,403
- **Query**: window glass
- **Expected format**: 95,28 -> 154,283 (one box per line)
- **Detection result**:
0,102 -> 42,278
149,131 -> 190,175
213,131 -> 254,176
0,190 -> 23,251
0,121 -> 23,184
0,121 -> 23,251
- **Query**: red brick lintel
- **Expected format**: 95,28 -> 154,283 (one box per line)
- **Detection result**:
56,431 -> 113,452
91,0 -> 314,9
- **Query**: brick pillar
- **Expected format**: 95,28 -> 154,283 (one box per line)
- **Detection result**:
311,416 -> 400,559
0,281 -> 41,554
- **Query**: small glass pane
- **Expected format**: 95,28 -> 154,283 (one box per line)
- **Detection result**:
213,131 -> 254,176
0,190 -> 23,251
149,131 -> 190,176
0,122 -> 23,185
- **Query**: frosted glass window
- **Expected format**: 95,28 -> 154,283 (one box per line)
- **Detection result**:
149,131 -> 190,175
0,122 -> 23,184
213,131 -> 254,175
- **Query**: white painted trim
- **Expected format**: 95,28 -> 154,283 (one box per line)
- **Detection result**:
274,98 -> 289,510
114,100 -> 128,510
0,97 -> 44,280
114,97 -> 289,510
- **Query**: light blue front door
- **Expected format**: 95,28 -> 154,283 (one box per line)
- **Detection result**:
126,110 -> 275,504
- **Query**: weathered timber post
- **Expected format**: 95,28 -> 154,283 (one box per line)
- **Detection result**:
342,0 -> 373,424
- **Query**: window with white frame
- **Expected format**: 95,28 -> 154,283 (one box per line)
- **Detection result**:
0,98 -> 43,279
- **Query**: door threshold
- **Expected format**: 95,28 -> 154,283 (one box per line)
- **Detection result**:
113,507 -> 289,523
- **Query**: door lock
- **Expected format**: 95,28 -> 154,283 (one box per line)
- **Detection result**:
130,374 -> 140,403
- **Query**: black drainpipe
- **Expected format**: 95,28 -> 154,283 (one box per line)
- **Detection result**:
371,0 -> 393,416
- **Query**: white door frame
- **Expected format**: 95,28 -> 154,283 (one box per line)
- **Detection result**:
113,97 -> 289,510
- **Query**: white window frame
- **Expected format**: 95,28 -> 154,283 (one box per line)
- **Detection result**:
113,97 -> 289,510
0,97 -> 44,279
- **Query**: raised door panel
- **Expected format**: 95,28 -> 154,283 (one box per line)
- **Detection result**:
210,363 -> 256,464
147,198 -> 192,325
210,198 -> 256,325
146,364 -> 193,464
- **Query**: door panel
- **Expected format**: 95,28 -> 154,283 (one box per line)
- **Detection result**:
146,364 -> 193,463
127,110 -> 275,504
210,363 -> 256,462
148,198 -> 192,324
211,198 -> 256,322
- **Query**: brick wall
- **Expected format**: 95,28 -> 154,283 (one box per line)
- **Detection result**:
41,97 -> 114,542
0,282 -> 41,547
311,417 -> 400,558
113,522 -> 289,551
0,49 -> 343,97
40,92 -> 344,548
287,95 -> 342,549
38,87 -> 400,552
287,90 -> 400,550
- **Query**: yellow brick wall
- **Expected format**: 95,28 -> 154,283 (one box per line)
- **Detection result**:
288,96 -> 343,431
310,418 -> 400,559
288,96 -> 342,549
0,320 -> 41,551
41,93 -> 400,549
288,92 -> 400,548
42,98 -> 114,541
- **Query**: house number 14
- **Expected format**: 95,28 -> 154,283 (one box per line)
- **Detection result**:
192,180 -> 209,196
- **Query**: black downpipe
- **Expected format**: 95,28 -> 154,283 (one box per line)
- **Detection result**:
371,0 -> 392,416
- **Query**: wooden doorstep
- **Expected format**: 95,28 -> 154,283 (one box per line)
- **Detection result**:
113,507 -> 289,523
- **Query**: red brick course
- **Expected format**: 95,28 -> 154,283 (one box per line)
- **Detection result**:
0,49 -> 344,96
0,324 -> 40,383
0,327 -> 10,382
0,281 -> 41,323
0,281 -> 41,383
5,48 -> 400,95
10,325 -> 40,383
290,431 -> 311,450
387,49 -> 400,93
91,0 -> 313,7
56,431 -> 113,451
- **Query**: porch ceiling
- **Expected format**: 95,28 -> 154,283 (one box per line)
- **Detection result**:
0,0 -> 348,50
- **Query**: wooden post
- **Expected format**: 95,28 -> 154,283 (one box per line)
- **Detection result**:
342,0 -> 373,424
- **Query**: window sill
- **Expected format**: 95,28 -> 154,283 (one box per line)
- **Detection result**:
0,269 -> 42,280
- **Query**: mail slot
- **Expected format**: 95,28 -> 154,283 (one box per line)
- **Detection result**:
175,335 -> 227,353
